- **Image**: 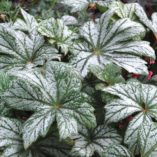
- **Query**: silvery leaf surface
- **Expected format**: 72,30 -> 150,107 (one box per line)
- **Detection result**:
3,62 -> 96,149
71,9 -> 155,76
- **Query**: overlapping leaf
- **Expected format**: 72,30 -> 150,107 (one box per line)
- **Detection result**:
103,81 -> 157,153
102,145 -> 132,157
0,72 -> 13,116
135,4 -> 157,39
125,114 -> 151,154
61,0 -> 89,12
139,122 -> 157,157
61,15 -> 78,26
0,117 -> 31,157
61,0 -> 115,12
0,117 -> 72,157
0,2 -> 156,157
33,136 -> 72,157
0,9 -> 60,72
4,62 -> 96,149
71,125 -> 122,157
38,17 -> 77,55
0,25 -> 59,71
71,9 -> 155,76
109,1 -> 138,20
89,63 -> 125,87
13,8 -> 37,33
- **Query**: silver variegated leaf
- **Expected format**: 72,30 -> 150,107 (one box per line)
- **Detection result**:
0,22 -> 13,28
109,1 -> 138,20
96,0 -> 117,9
0,117 -> 22,147
38,17 -> 77,55
4,62 -> 96,149
61,0 -> 116,13
0,117 -> 32,157
61,15 -> 78,26
102,145 -> 132,157
139,122 -> 157,157
103,81 -> 157,154
0,25 -> 59,71
135,4 -> 157,39
61,0 -> 89,12
23,109 -> 56,149
71,9 -> 155,76
125,114 -> 151,154
0,117 -> 72,157
13,8 -> 37,33
71,125 -> 121,157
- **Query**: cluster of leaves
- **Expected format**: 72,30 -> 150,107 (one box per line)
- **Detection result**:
1,0 -> 157,157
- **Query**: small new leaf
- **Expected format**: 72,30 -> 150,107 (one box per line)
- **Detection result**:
38,17 -> 77,55
89,63 -> 125,87
109,1 -> 138,20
